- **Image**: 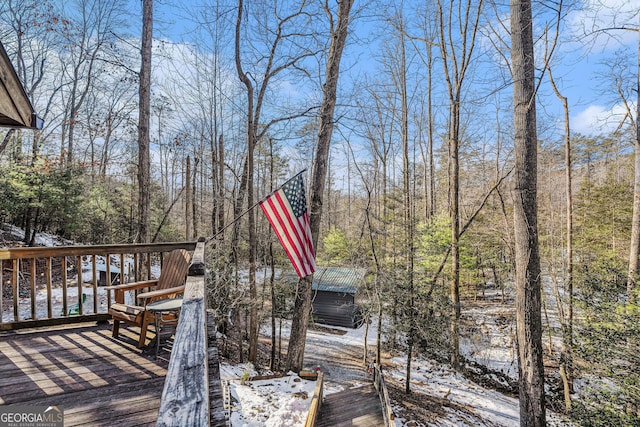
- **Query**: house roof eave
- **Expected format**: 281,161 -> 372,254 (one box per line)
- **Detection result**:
0,41 -> 43,130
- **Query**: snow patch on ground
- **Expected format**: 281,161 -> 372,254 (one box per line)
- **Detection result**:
389,354 -> 521,426
221,363 -> 317,427
223,317 -> 575,426
2,223 -> 73,247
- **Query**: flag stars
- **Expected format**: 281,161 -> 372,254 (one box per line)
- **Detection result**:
283,175 -> 307,218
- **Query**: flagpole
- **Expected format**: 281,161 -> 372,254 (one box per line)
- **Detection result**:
205,169 -> 307,243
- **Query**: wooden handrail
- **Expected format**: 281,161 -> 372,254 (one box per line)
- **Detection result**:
157,238 -> 209,426
304,371 -> 324,427
372,364 -> 395,427
0,241 -> 197,330
0,241 -> 198,260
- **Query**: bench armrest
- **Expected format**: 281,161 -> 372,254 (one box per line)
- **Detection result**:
105,280 -> 158,292
137,285 -> 185,303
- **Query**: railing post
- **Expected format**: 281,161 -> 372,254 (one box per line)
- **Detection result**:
189,237 -> 206,276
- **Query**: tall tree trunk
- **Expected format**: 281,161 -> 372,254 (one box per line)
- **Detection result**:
450,101 -> 461,369
66,84 -> 78,167
428,43 -> 435,219
286,0 -> 354,372
510,0 -> 546,424
436,0 -> 483,370
247,139 -> 257,362
549,67 -> 574,411
396,10 -> 416,393
628,21 -> 640,302
234,0 -> 258,363
267,137 -> 278,371
138,0 -> 152,250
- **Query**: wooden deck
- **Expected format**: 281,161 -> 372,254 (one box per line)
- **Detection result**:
316,383 -> 385,427
0,321 -> 172,426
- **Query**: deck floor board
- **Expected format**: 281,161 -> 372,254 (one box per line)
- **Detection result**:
0,322 -> 169,426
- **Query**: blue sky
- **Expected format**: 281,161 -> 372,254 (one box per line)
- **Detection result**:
549,0 -> 639,136
137,0 -> 639,147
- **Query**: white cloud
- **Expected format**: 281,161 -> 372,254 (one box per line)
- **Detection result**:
571,102 -> 634,135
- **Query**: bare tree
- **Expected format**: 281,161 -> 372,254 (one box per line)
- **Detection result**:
384,3 -> 418,394
510,0 -> 546,424
59,0 -> 125,167
398,10 -> 416,394
411,5 -> 439,220
548,66 -> 575,412
235,0 -> 319,363
435,0 -> 483,369
0,0 -> 65,159
287,0 -> 355,372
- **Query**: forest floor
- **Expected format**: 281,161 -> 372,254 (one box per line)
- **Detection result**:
218,317 -> 575,426
1,223 -> 576,425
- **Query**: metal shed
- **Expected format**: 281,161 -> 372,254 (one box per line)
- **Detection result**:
311,267 -> 366,329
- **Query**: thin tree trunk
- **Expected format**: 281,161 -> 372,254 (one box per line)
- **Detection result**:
247,153 -> 258,362
511,0 -> 546,424
628,126 -> 640,297
267,137 -> 277,371
152,186 -> 186,242
428,45 -> 435,219
450,102 -> 461,369
397,11 -> 416,393
218,134 -> 225,234
186,155 -> 192,239
234,0 -> 258,362
270,242 -> 277,371
363,179 -> 383,366
436,0 -> 483,370
406,331 -> 413,394
549,67 -> 574,411
192,156 -> 199,238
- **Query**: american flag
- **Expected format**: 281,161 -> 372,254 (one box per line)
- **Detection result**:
260,173 -> 316,278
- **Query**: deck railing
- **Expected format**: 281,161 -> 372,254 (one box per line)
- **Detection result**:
157,237 -> 210,426
372,363 -> 395,427
304,371 -> 324,427
0,241 -> 197,330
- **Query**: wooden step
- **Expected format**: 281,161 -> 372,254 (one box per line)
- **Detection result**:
316,384 -> 385,427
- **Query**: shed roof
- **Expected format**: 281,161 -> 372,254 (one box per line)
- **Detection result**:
0,41 -> 43,129
311,267 -> 366,294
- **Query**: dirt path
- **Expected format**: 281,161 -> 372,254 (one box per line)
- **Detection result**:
302,325 -> 371,390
